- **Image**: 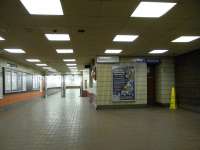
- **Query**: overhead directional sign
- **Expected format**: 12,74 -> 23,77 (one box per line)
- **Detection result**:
96,56 -> 119,63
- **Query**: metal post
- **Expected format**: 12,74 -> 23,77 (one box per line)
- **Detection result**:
0,67 -> 3,100
43,75 -> 47,98
80,71 -> 83,97
61,74 -> 66,97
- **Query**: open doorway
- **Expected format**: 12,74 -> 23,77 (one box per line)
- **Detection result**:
65,74 -> 82,89
147,65 -> 156,106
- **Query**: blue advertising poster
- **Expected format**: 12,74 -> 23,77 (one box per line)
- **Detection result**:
112,65 -> 135,101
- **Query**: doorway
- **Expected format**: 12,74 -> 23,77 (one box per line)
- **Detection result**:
147,65 -> 156,105
65,74 -> 82,89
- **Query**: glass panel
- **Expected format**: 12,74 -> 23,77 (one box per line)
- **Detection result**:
12,71 -> 17,91
5,70 -> 11,92
17,72 -> 22,91
22,73 -> 27,91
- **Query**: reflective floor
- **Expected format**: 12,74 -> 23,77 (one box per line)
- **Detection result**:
0,89 -> 200,150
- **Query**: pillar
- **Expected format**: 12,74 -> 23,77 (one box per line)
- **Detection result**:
61,74 -> 66,97
43,75 -> 47,98
0,67 -> 3,99
80,71 -> 83,97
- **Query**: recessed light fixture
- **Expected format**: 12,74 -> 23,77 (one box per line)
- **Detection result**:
149,49 -> 168,54
66,64 -> 77,66
20,0 -> 64,15
131,1 -> 176,18
70,67 -> 78,70
172,36 -> 200,43
105,49 -> 122,54
113,35 -> 139,42
36,64 -> 48,67
43,67 -> 52,70
4,48 -> 26,54
0,36 -> 5,41
68,66 -> 77,69
56,49 -> 73,53
45,34 -> 70,41
63,59 -> 76,62
26,59 -> 41,62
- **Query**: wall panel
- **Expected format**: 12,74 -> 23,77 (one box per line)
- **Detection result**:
175,50 -> 200,112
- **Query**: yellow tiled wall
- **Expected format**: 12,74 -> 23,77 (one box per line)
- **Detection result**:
96,58 -> 147,106
156,58 -> 175,104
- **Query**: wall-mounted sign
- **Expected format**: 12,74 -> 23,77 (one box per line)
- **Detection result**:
131,58 -> 145,63
112,64 -> 135,101
7,63 -> 17,68
146,59 -> 160,64
97,56 -> 119,64
131,58 -> 160,64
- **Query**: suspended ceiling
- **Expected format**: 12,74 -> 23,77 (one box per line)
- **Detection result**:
0,0 -> 200,73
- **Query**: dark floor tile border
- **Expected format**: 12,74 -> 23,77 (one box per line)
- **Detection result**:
96,104 -> 148,110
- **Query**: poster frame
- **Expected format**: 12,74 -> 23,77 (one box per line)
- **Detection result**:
112,63 -> 136,102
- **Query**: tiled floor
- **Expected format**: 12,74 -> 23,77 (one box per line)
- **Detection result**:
0,89 -> 200,150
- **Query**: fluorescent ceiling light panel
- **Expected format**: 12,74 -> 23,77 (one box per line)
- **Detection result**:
56,49 -> 73,53
26,59 -> 40,62
0,36 -> 5,40
105,49 -> 122,54
43,67 -> 52,70
36,64 -> 48,66
113,35 -> 139,42
68,66 -> 77,69
66,64 -> 77,66
20,0 -> 63,15
63,59 -> 76,62
172,36 -> 200,42
149,49 -> 168,54
131,2 -> 176,18
4,48 -> 25,54
45,34 -> 70,41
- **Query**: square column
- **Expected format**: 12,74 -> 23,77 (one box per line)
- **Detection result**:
0,67 -> 3,99
43,75 -> 47,98
61,75 -> 66,97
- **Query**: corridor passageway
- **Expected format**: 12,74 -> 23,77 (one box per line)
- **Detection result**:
0,89 -> 200,150
0,0 -> 200,150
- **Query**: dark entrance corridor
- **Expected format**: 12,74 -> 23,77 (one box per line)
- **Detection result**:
0,89 -> 200,150
147,65 -> 156,105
